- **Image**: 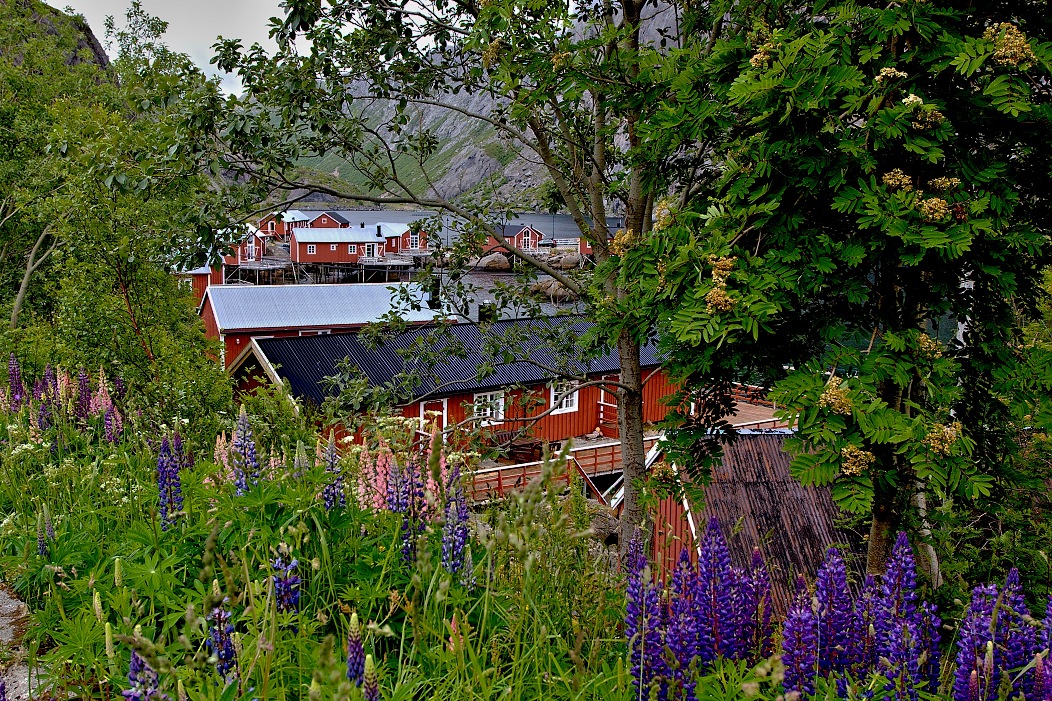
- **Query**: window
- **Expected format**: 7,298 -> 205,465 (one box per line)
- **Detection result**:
522,229 -> 533,249
473,391 -> 505,423
409,232 -> 420,249
330,244 -> 338,251
363,243 -> 376,258
550,380 -> 579,414
307,244 -> 316,255
268,220 -> 275,231
348,244 -> 357,254
245,244 -> 255,261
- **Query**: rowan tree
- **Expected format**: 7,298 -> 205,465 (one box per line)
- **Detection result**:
626,0 -> 1052,572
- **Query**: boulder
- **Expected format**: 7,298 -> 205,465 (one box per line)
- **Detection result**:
530,278 -> 579,302
477,252 -> 511,271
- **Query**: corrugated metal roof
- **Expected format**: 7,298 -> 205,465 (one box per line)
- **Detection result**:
651,434 -> 863,615
205,283 -> 437,332
378,222 -> 410,238
317,211 -> 351,225
280,210 -> 311,222
254,317 -> 662,405
292,228 -> 386,244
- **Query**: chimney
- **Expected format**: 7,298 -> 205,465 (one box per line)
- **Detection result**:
477,302 -> 497,323
360,221 -> 365,228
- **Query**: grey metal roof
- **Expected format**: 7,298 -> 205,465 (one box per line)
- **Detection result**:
280,210 -> 311,222
378,222 -> 410,238
314,211 -> 351,225
292,228 -> 387,244
204,283 -> 437,332
251,317 -> 661,405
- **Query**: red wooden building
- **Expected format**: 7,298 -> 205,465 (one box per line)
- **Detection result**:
230,317 -> 671,446
483,224 -> 545,253
200,283 -> 440,367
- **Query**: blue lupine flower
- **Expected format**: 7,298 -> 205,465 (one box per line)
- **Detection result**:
363,654 -> 379,701
876,533 -> 919,658
816,547 -> 854,678
880,616 -> 922,701
441,462 -> 470,577
918,601 -> 942,692
625,536 -> 667,698
231,406 -> 259,495
123,649 -> 165,700
665,548 -> 698,697
321,433 -> 345,511
695,517 -> 737,663
783,584 -> 819,696
390,461 -> 425,562
207,603 -> 238,683
999,568 -> 1037,697
8,354 -> 24,412
36,513 -> 48,558
271,557 -> 301,613
156,437 -> 183,530
347,612 -> 365,686
954,583 -> 998,701
745,547 -> 773,661
114,375 -> 126,401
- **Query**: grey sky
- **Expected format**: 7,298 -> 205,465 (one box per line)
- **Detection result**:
61,0 -> 284,92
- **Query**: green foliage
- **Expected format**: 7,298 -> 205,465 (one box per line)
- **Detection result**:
629,0 -> 1052,565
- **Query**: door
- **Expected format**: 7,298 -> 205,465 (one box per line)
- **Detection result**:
420,399 -> 448,431
522,228 -> 533,249
364,243 -> 377,258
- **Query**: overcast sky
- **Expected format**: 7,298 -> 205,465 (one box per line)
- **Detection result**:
61,0 -> 284,92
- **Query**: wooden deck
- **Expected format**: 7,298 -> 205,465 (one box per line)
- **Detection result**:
468,400 -> 788,502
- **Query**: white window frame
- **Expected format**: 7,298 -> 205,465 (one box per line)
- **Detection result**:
409,231 -> 420,249
348,244 -> 357,254
550,380 -> 579,414
330,244 -> 338,251
268,220 -> 275,231
363,243 -> 376,258
522,228 -> 533,249
307,244 -> 316,255
473,391 -> 505,424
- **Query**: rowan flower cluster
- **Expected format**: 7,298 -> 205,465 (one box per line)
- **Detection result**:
653,197 -> 676,232
912,106 -> 946,130
984,23 -> 1036,69
902,94 -> 924,109
705,255 -> 737,313
840,444 -> 875,476
929,177 -> 962,192
610,228 -> 637,256
481,39 -> 502,69
883,169 -> 914,191
918,197 -> 951,222
925,421 -> 962,456
818,375 -> 852,415
876,66 -> 908,84
916,333 -> 943,360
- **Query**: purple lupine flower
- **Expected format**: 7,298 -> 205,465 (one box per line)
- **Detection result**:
37,397 -> 51,430
918,601 -> 942,692
782,585 -> 819,696
347,612 -> 365,686
75,368 -> 91,424
390,461 -> 425,563
744,547 -> 773,661
999,568 -> 1037,697
123,649 -> 164,700
321,434 -> 345,511
854,574 -> 879,672
43,364 -> 57,404
44,506 -> 55,542
207,603 -> 238,682
665,549 -> 698,697
876,532 -> 919,659
156,438 -> 182,530
172,432 -> 192,471
0,678 -> 7,701
363,654 -> 379,701
816,547 -> 854,678
625,536 -> 667,698
880,616 -> 922,701
271,556 -> 301,613
695,518 -> 737,664
7,354 -> 24,412
441,462 -> 470,577
385,459 -> 404,512
32,378 -> 43,402
954,583 -> 999,701
231,406 -> 258,495
104,407 -> 119,443
114,375 -> 127,401
1034,652 -> 1052,701
36,513 -> 48,558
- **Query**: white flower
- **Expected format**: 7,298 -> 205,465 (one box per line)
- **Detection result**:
902,94 -> 923,108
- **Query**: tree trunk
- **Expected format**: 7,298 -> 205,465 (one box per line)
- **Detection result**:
616,328 -> 647,552
866,482 -> 901,575
10,227 -> 56,331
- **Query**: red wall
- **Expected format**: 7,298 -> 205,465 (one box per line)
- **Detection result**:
310,213 -> 348,228
483,226 -> 545,252
291,233 -> 384,263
